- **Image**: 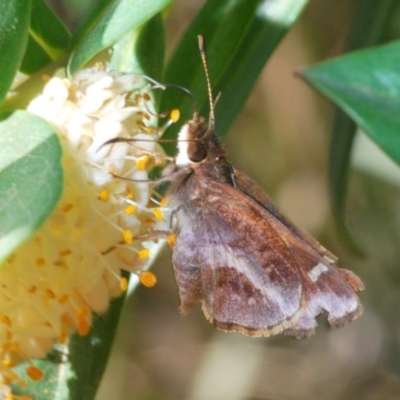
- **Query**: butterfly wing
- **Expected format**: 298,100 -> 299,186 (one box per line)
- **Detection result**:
171,175 -> 363,338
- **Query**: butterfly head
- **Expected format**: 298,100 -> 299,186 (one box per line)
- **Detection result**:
175,112 -> 224,168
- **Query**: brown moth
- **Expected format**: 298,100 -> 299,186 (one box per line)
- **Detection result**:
164,36 -> 363,338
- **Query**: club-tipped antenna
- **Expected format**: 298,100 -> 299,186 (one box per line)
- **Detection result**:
197,35 -> 215,129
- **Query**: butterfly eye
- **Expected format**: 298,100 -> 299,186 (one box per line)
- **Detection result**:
187,142 -> 207,162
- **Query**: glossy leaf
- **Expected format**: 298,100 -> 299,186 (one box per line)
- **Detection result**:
20,0 -> 71,74
67,0 -> 171,75
160,0 -> 308,154
0,0 -> 31,106
301,41 -> 400,168
320,1 -> 398,252
0,111 -> 63,264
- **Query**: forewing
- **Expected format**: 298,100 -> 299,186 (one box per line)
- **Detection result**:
172,180 -> 304,337
233,168 -> 338,263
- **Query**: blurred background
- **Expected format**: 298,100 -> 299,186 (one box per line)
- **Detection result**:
51,0 -> 400,398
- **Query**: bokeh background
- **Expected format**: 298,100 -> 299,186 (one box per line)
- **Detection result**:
51,0 -> 400,398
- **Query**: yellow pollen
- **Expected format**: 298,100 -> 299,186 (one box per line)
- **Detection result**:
120,277 -> 128,291
59,331 -> 67,344
143,93 -> 151,101
58,294 -> 69,304
123,230 -> 133,244
35,258 -> 45,267
167,234 -> 176,248
45,289 -> 56,299
134,94 -> 141,103
61,203 -> 73,212
1,316 -> 11,327
3,359 -> 13,368
26,365 -> 44,381
125,186 -> 133,199
136,120 -> 145,128
142,112 -> 150,120
138,249 -> 150,259
146,127 -> 153,134
153,208 -> 164,221
159,197 -> 168,207
124,204 -> 136,215
76,306 -> 90,336
136,155 -> 150,170
99,189 -> 109,201
59,249 -> 72,256
170,109 -> 180,123
28,285 -> 37,294
139,271 -> 157,287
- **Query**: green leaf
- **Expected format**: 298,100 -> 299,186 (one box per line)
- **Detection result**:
159,0 -> 308,154
301,41 -> 400,174
318,1 -> 398,253
20,0 -> 71,74
0,0 -> 31,106
71,0 -> 114,48
20,35 -> 53,75
67,0 -> 171,76
0,111 -> 63,264
110,13 -> 165,80
30,0 -> 71,59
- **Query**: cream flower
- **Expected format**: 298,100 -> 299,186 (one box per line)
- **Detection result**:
1,66 -> 171,387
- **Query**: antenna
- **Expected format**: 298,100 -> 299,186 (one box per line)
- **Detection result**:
197,35 -> 215,129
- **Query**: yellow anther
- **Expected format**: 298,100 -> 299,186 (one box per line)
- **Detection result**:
170,109 -> 180,123
143,93 -> 151,101
58,294 -> 69,304
167,234 -> 176,248
99,189 -> 109,201
159,197 -> 168,207
26,365 -> 44,381
76,306 -> 90,336
120,277 -> 128,291
59,249 -> 71,257
124,204 -> 136,215
139,271 -> 157,287
123,230 -> 133,244
138,249 -> 150,259
45,289 -> 56,299
136,155 -> 150,171
125,186 -> 134,199
35,258 -> 45,267
153,208 -> 164,221
61,203 -> 73,212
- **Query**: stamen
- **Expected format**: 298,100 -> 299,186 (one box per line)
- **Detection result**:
167,234 -> 176,248
139,271 -> 157,287
124,204 -> 136,215
123,230 -> 133,244
136,155 -> 150,170
138,249 -> 150,259
153,208 -> 164,221
76,306 -> 90,336
99,189 -> 109,202
26,365 -> 44,381
120,277 -> 128,291
125,186 -> 134,199
35,258 -> 45,267
170,109 -> 180,123
159,197 -> 168,207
